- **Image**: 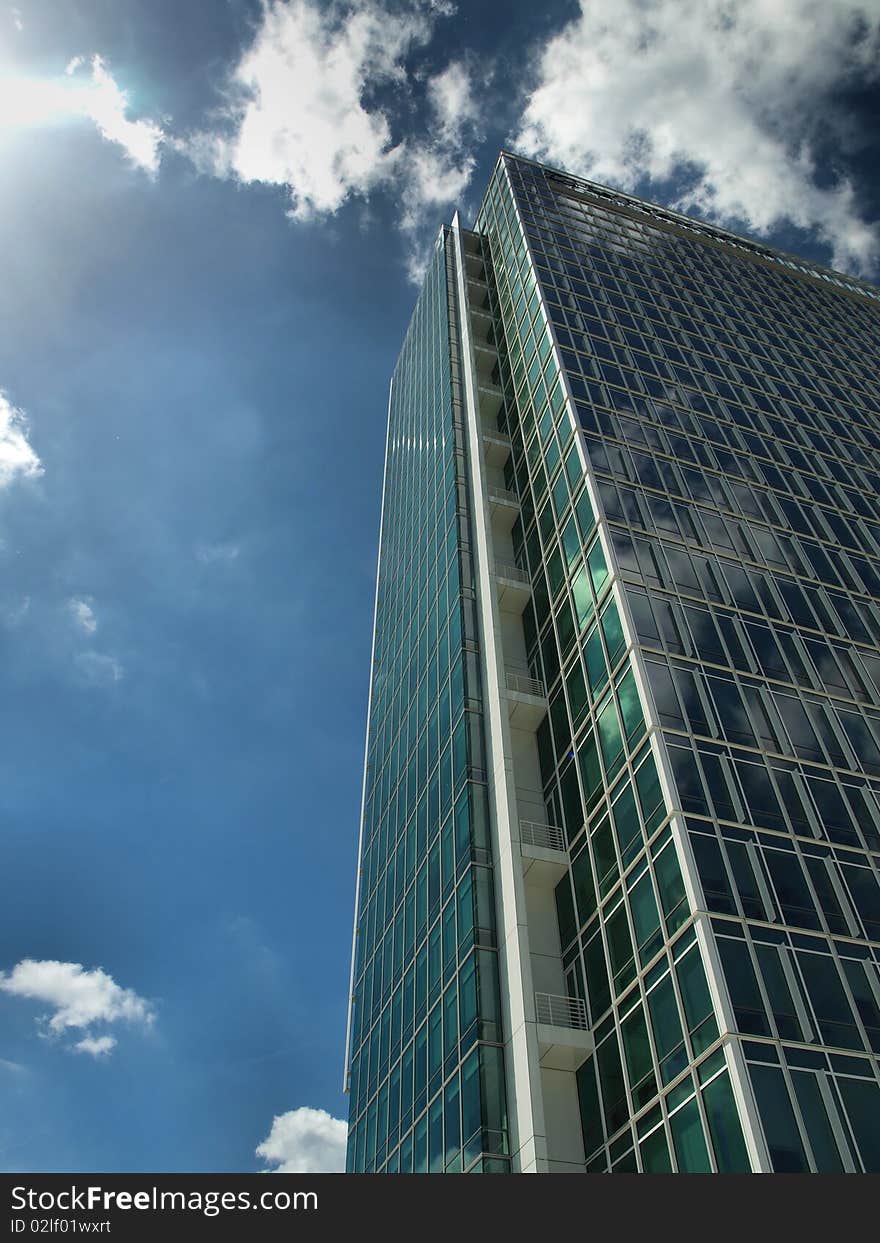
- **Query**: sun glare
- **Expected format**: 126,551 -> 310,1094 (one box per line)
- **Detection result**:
0,59 -> 162,171
0,75 -> 87,128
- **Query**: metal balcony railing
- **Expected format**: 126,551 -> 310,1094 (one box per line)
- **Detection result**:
488,485 -> 518,506
470,306 -> 494,335
494,561 -> 529,584
505,670 -> 545,698
535,993 -> 589,1031
520,820 -> 566,853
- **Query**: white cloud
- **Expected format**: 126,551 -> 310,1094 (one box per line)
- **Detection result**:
256,1107 -> 347,1173
182,1 -> 479,277
65,600 -> 123,686
196,540 -> 240,565
74,650 -> 124,685
0,56 -> 164,173
0,393 -> 42,489
11,7 -> 22,31
427,60 -> 478,145
0,960 -> 154,1058
188,0 -> 437,218
77,55 -> 164,173
73,1035 -> 117,1058
67,597 -> 97,635
400,142 -> 474,281
399,59 -> 483,281
513,0 -> 880,275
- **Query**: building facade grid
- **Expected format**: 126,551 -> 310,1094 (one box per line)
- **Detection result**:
346,151 -> 880,1174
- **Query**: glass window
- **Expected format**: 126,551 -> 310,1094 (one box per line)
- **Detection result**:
587,539 -> 609,596
750,1064 -> 809,1172
622,1006 -> 656,1109
690,832 -> 737,915
764,850 -> 821,930
630,871 -> 663,964
789,1072 -> 844,1172
576,1057 -> 604,1157
841,959 -> 880,1053
584,627 -> 608,697
837,1077 -> 880,1172
804,857 -> 849,936
559,761 -> 583,838
592,814 -> 618,898
578,733 -> 603,808
444,1074 -> 461,1172
566,660 -> 589,727
797,952 -> 861,1051
669,1097 -> 711,1172
584,928 -> 611,1022
479,1045 -> 508,1154
668,745 -> 710,816
571,565 -> 593,630
726,840 -> 768,920
634,753 -> 666,833
648,661 -> 685,731
461,1048 -> 481,1166
597,1034 -> 628,1135
627,590 -> 660,645
647,973 -> 687,1084
677,945 -> 717,1054
612,784 -> 642,866
428,1094 -> 444,1173
640,1125 -> 672,1172
617,668 -> 645,742
572,843 -> 597,926
842,863 -> 880,941
607,903 -> 636,992
555,875 -> 576,948
717,939 -> 770,1036
702,1071 -> 751,1172
755,944 -> 802,1041
601,600 -> 626,664
597,695 -> 625,776
654,839 -> 689,933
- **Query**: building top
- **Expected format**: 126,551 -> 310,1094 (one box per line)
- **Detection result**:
490,150 -> 880,311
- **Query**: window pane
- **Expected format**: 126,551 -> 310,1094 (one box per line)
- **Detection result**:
597,695 -> 625,774
640,1125 -> 672,1172
576,1057 -> 604,1157
613,785 -> 642,866
622,1006 -> 656,1109
670,1097 -> 711,1172
630,872 -> 662,962
750,1065 -> 808,1172
702,1071 -> 751,1172
838,1078 -> 880,1172
597,1035 -> 628,1135
617,669 -> 644,741
790,1072 -> 844,1172
717,938 -> 770,1036
647,974 -> 686,1084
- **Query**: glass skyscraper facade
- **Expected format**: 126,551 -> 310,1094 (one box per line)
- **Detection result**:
346,152 -> 880,1172
344,232 -> 511,1174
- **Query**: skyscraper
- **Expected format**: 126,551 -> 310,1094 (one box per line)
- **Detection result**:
344,151 -> 880,1173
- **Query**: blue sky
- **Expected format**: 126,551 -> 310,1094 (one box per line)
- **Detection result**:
0,0 -> 878,1174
